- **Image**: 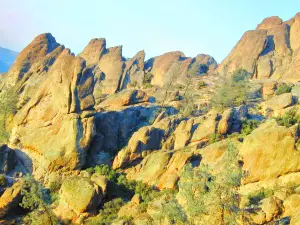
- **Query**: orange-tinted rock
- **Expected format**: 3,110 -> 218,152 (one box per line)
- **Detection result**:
218,30 -> 267,75
218,13 -> 300,82
120,50 -> 145,89
256,16 -> 283,30
79,38 -> 106,65
290,13 -> 300,51
8,33 -> 62,85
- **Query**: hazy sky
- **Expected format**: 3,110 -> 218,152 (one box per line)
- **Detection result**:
1,0 -> 300,63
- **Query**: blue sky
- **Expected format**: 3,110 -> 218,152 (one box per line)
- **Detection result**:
1,0 -> 300,63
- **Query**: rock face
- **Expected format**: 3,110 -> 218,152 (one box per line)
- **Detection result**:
11,49 -> 96,174
126,150 -> 198,190
98,89 -> 149,109
145,51 -> 217,87
217,13 -> 300,82
240,120 -> 300,183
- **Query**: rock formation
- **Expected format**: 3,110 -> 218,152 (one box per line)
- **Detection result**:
217,13 -> 300,82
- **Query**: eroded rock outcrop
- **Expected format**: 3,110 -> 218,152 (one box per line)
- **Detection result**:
240,120 -> 300,183
217,13 -> 300,82
10,49 -> 96,175
145,51 -> 217,87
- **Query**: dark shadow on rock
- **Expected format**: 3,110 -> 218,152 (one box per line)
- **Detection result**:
84,104 -> 178,168
12,149 -> 33,175
260,35 -> 275,56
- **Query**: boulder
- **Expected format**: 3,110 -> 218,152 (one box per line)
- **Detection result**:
283,194 -> 300,217
113,126 -> 163,169
190,111 -> 218,145
126,150 -> 197,190
90,173 -> 107,194
118,194 -> 142,218
262,81 -> 277,96
262,93 -> 293,111
217,108 -> 233,134
173,119 -> 194,149
260,197 -> 282,222
54,177 -> 103,219
240,120 -> 300,183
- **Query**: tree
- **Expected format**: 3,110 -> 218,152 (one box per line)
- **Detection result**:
20,175 -> 60,225
152,197 -> 188,225
211,69 -> 251,110
0,86 -> 19,143
178,163 -> 212,224
178,142 -> 244,225
211,142 -> 243,225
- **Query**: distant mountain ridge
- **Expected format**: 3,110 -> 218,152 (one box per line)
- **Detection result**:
0,47 -> 18,73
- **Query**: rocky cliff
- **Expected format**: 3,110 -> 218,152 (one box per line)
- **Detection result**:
218,13 -> 300,82
1,13 -> 300,225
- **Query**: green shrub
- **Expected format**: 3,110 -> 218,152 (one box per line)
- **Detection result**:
143,73 -> 153,84
0,86 -> 19,143
211,69 -> 251,110
247,188 -> 273,206
275,83 -> 292,95
275,109 -> 300,127
20,175 -> 45,210
85,198 -> 125,225
208,133 -> 222,144
91,165 -> 158,203
0,174 -> 6,186
198,81 -> 206,89
94,165 -> 118,182
240,120 -> 261,137
143,83 -> 152,89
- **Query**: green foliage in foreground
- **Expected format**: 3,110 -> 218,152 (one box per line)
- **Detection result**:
20,175 -> 60,225
247,188 -> 273,206
87,164 -> 158,202
275,109 -> 300,127
85,164 -> 169,224
85,198 -> 126,225
0,87 -> 19,143
240,119 -> 261,137
211,69 -> 251,110
0,174 -> 6,186
275,83 -> 292,95
152,197 -> 188,225
178,142 -> 244,224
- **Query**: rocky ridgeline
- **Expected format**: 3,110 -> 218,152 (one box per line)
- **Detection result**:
218,13 -> 300,82
1,13 -> 300,225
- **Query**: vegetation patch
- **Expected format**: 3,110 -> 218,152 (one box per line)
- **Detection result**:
275,83 -> 292,95
211,69 -> 251,110
275,109 -> 300,127
247,188 -> 273,206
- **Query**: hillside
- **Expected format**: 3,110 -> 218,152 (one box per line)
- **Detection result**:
0,13 -> 300,225
0,47 -> 18,73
